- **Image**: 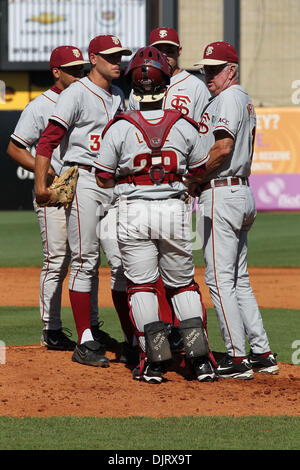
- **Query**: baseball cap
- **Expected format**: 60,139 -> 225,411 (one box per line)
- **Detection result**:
194,41 -> 239,66
149,27 -> 180,47
88,35 -> 132,57
50,46 -> 89,69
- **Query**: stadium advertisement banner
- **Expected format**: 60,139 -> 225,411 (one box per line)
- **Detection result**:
251,107 -> 300,211
8,0 -> 145,63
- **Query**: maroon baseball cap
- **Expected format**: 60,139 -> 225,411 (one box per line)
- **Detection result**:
194,41 -> 239,66
149,27 -> 180,47
88,35 -> 132,57
50,46 -> 89,69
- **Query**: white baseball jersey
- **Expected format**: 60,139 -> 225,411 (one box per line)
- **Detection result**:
199,85 -> 256,180
95,109 -> 208,200
50,76 -> 125,165
128,70 -> 210,123
11,88 -> 63,175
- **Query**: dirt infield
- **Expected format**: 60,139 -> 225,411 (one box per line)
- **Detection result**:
0,267 -> 300,418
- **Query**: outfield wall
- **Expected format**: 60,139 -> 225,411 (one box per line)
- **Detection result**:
0,107 -> 299,211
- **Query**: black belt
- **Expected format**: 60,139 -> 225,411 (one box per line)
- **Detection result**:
65,163 -> 93,172
200,177 -> 249,192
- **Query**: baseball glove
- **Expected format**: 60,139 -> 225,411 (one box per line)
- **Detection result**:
38,166 -> 79,208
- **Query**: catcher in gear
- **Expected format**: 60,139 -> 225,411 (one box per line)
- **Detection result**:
37,166 -> 79,208
94,46 -> 217,384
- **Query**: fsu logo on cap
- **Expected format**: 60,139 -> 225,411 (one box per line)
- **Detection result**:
205,46 -> 214,56
159,29 -> 168,38
111,36 -> 120,45
72,49 -> 81,58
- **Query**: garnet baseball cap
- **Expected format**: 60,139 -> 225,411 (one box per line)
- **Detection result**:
194,41 -> 239,66
149,27 -> 180,47
50,46 -> 89,69
88,35 -> 132,57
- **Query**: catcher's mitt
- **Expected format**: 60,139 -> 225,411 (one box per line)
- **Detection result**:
38,166 -> 79,208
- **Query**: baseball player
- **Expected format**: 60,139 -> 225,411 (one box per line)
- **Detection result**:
6,46 -> 93,351
94,46 -> 217,384
128,27 -> 210,122
34,35 -> 134,367
190,41 -> 279,379
128,27 -> 211,350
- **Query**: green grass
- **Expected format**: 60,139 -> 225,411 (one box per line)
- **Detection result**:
0,211 -> 299,267
1,210 -> 299,451
0,416 -> 299,450
1,306 -> 299,364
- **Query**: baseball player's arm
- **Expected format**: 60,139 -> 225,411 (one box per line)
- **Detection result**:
7,139 -> 36,172
35,121 -> 67,203
187,130 -> 234,194
35,154 -> 52,203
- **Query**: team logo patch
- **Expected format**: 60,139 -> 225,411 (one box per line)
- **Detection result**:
170,94 -> 191,116
111,36 -> 120,45
72,49 -> 81,58
205,46 -> 214,56
159,29 -> 168,39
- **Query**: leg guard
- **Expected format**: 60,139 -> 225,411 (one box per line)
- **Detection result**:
179,317 -> 209,359
144,320 -> 172,363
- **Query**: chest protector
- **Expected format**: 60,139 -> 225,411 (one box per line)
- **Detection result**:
103,109 -> 199,184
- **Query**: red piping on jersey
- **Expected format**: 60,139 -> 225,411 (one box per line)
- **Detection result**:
41,94 -> 56,105
71,193 -> 84,291
211,189 -> 236,356
163,74 -> 191,109
41,207 -> 50,326
11,134 -> 31,147
78,80 -> 110,122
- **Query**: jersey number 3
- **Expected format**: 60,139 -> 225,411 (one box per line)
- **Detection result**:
89,134 -> 101,152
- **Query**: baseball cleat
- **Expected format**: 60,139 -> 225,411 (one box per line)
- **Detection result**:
41,328 -> 76,351
132,361 -> 164,384
116,341 -> 140,366
91,321 -> 119,352
248,351 -> 279,375
217,355 -> 254,380
72,340 -> 110,367
166,324 -> 184,353
192,356 -> 218,382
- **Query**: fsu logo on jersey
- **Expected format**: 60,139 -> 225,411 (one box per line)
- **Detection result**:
199,112 -> 210,134
170,94 -> 191,116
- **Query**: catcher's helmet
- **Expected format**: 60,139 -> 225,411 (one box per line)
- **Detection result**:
125,46 -> 170,102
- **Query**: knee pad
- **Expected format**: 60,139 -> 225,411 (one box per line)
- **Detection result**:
127,281 -> 157,296
144,320 -> 172,363
179,317 -> 209,359
165,279 -> 200,298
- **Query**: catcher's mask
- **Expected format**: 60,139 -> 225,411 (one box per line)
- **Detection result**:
125,46 -> 170,102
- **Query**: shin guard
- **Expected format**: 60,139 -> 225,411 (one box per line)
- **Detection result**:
179,317 -> 209,359
144,320 -> 172,363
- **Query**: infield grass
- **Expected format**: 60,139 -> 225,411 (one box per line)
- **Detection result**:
0,415 -> 299,450
1,306 -> 299,364
0,211 -> 299,267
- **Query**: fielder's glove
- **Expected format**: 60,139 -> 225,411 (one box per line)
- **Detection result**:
38,166 -> 79,209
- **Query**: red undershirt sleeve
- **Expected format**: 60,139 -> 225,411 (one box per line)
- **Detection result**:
36,121 -> 67,158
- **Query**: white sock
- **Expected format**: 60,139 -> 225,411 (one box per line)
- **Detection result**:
80,328 -> 94,344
